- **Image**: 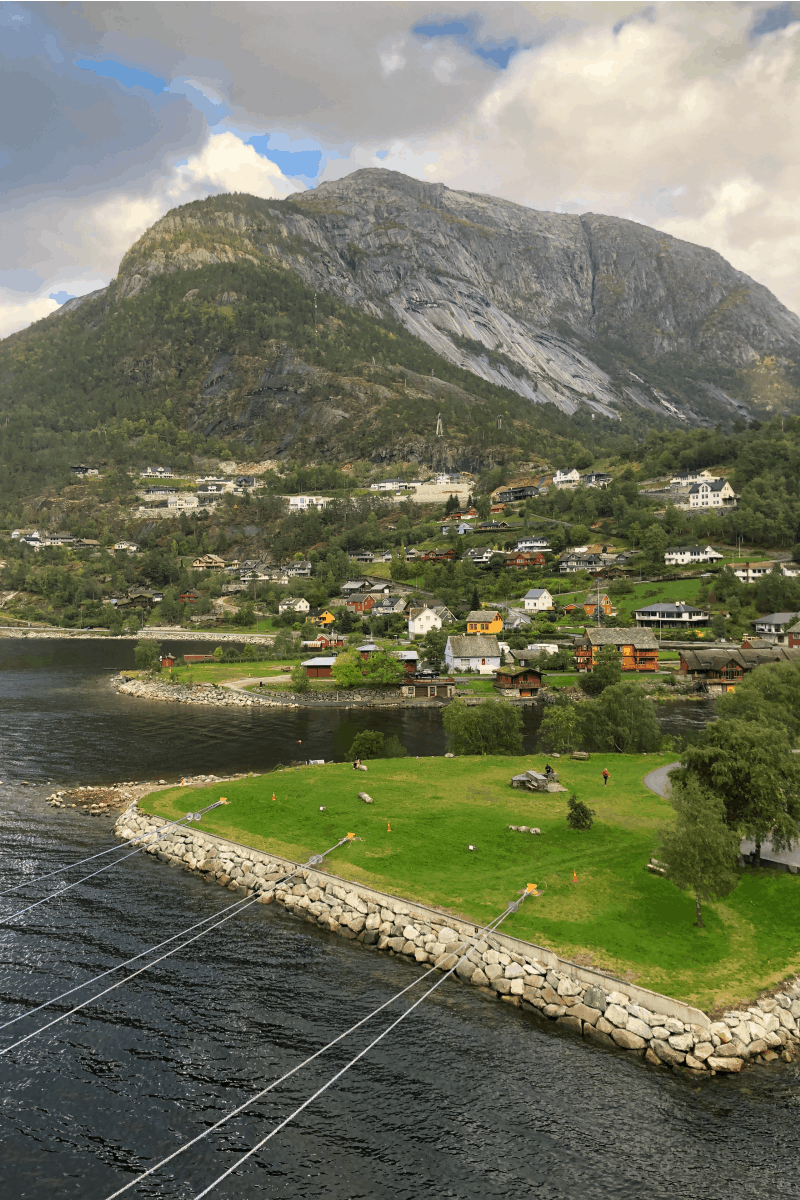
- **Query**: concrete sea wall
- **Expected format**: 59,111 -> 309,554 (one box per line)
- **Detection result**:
114,806 -> 800,1076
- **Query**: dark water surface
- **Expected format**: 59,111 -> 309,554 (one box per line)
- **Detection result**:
1,640 -> 790,1200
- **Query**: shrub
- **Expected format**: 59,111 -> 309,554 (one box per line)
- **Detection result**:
566,795 -> 595,830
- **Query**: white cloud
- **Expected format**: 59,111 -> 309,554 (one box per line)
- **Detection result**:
0,132 -> 302,340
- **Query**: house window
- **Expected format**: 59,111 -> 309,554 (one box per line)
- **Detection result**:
428,686 -> 436,697
481,658 -> 486,665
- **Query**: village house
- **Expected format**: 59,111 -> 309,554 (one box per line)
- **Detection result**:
670,469 -> 717,487
466,610 -> 503,634
788,621 -> 800,649
370,479 -> 417,491
114,541 -> 139,554
356,642 -> 381,659
476,520 -> 511,532
583,593 -> 614,618
579,472 -> 613,488
341,579 -> 372,595
559,553 -> 603,573
314,630 -> 345,648
503,551 -> 546,569
553,468 -> 580,489
516,536 -> 550,552
371,596 -> 407,617
664,544 -> 725,566
522,588 -> 553,612
309,608 -> 336,628
635,601 -> 709,629
435,472 -> 464,485
575,628 -> 659,672
398,676 -> 456,700
394,650 -> 419,673
407,605 -> 454,637
463,546 -> 495,566
493,665 -> 542,697
421,547 -> 457,563
679,645 -> 800,692
143,485 -> 176,496
284,494 -> 332,511
781,562 -> 800,578
167,494 -> 201,511
730,560 -> 775,584
346,594 -> 376,614
70,464 -> 99,477
751,612 -> 800,643
140,466 -> 174,478
496,484 -> 541,503
192,553 -> 226,571
445,634 -> 502,675
440,522 -> 474,535
688,478 -> 737,508
285,561 -> 312,578
301,656 -> 336,679
503,610 -> 532,630
278,597 -> 311,615
348,551 -> 375,564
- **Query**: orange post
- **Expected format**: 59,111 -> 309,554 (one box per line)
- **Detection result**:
387,822 -> 392,832
572,870 -> 578,883
271,792 -> 276,802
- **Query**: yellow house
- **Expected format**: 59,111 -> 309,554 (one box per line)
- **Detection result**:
314,609 -> 336,627
466,609 -> 503,634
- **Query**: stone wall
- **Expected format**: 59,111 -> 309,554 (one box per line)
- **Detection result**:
115,806 -> 800,1075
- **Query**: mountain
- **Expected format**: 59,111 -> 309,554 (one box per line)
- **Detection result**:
2,168 -> 800,500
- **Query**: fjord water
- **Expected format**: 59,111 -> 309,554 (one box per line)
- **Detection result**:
1,639 -> 792,1200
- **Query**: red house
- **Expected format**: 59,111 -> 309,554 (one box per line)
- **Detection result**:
346,594 -> 376,614
159,651 -> 177,669
503,551 -> 546,568
493,666 -> 542,697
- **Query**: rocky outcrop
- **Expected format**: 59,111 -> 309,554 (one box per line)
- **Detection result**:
115,804 -> 800,1075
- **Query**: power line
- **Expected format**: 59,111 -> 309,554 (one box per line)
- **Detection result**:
0,801 -> 228,925
102,886 -> 538,1200
0,835 -> 357,1055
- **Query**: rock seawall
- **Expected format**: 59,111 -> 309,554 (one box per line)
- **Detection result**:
114,806 -> 800,1075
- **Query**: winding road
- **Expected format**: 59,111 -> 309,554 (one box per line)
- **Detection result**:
643,761 -> 680,797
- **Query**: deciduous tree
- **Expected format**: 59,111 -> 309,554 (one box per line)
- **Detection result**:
580,680 -> 662,753
658,776 -> 741,927
442,698 -> 523,756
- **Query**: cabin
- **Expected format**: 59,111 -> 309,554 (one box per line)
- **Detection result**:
356,642 -> 381,659
346,594 -> 376,614
575,628 -> 659,673
445,634 -> 502,675
493,666 -> 542,697
159,651 -> 177,669
523,588 -> 553,612
503,551 -> 546,568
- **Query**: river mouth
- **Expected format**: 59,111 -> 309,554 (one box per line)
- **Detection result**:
5,638 -> 786,1200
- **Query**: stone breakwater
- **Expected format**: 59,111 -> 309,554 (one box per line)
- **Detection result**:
114,806 -> 800,1076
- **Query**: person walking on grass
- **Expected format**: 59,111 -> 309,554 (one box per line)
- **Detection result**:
602,767 -> 610,787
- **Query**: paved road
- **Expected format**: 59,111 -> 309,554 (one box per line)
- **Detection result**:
643,761 -> 681,797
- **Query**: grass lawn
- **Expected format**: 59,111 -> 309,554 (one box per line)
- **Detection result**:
612,578 -> 706,621
145,754 -> 800,1012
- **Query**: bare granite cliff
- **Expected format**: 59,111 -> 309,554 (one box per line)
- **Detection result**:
111,168 -> 800,422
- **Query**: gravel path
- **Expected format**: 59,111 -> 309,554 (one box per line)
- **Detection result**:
643,761 -> 681,797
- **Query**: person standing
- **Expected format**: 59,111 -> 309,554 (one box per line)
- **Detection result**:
602,768 -> 610,787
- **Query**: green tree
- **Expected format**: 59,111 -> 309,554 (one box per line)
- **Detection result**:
570,524 -> 591,545
566,795 -> 595,830
538,700 -> 580,752
134,639 -> 160,671
272,629 -> 296,658
419,626 -> 447,672
580,681 -> 662,753
290,663 -> 311,693
578,644 -> 622,696
476,494 -> 491,521
442,698 -> 523,755
365,648 -> 405,686
332,648 -> 366,688
715,659 -> 800,740
658,776 -> 741,927
641,524 -> 666,567
680,719 -> 800,864
348,729 -> 384,759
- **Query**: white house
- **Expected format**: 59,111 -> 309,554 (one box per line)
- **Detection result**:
635,602 -> 709,629
140,466 -> 174,478
688,479 -> 736,508
780,562 -> 800,578
752,612 -> 799,643
441,522 -> 474,536
278,597 -> 311,615
553,468 -> 580,489
664,544 -> 724,566
167,494 -> 200,510
284,495 -> 332,511
408,606 -> 442,636
444,634 -> 502,675
526,642 -> 559,656
670,469 -> 717,486
730,560 -> 775,583
285,561 -> 312,578
523,588 -> 553,612
516,536 -> 550,552
114,541 -> 139,554
370,479 -> 416,492
436,472 -> 463,486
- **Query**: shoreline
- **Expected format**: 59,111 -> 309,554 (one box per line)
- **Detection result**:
111,798 -> 800,1078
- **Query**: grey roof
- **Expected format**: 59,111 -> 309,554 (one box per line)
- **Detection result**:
301,657 -> 337,666
523,589 -> 549,599
681,647 -> 800,671
754,612 -> 799,625
635,603 -> 703,616
466,610 -> 501,622
579,628 -> 658,649
689,479 -> 729,493
447,634 -> 501,658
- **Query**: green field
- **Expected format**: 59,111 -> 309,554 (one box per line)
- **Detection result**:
145,755 -> 800,1012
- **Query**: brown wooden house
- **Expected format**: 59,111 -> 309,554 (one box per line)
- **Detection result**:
575,628 -> 659,673
503,551 -> 546,569
493,666 -> 542,697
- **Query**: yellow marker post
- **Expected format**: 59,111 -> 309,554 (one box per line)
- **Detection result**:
346,832 -> 356,841
526,883 -> 540,896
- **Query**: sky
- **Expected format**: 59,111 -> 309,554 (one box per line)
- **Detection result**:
2,0 -> 800,339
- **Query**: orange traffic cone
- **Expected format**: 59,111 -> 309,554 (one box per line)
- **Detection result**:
572,870 -> 578,883
272,792 -> 277,802
387,821 -> 392,832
